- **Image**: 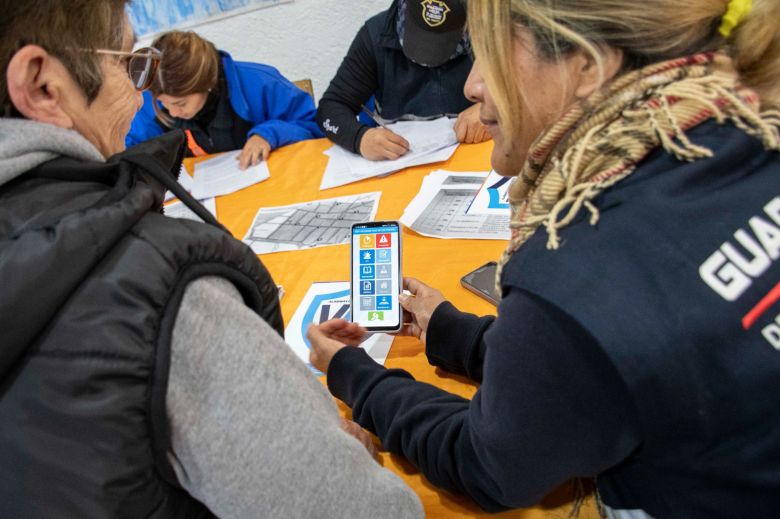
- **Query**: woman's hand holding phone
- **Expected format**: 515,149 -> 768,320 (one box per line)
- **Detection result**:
397,277 -> 446,346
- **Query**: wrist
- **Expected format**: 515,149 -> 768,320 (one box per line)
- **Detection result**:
353,125 -> 371,154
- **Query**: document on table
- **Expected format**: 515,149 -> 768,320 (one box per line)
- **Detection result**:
400,170 -> 511,240
285,282 -> 393,375
191,150 -> 270,199
320,117 -> 459,190
466,170 -> 514,215
164,197 -> 217,222
242,192 -> 380,254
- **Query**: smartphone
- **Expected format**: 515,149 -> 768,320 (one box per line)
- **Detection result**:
460,261 -> 499,306
350,221 -> 403,332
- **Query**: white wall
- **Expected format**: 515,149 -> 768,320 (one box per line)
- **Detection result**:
137,0 -> 391,102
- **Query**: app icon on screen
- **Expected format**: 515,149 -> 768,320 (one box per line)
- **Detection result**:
377,280 -> 392,294
376,249 -> 391,263
376,295 -> 392,310
376,234 -> 391,248
360,234 -> 375,248
359,250 -> 375,264
360,265 -> 375,280
360,280 -> 375,295
377,264 -> 392,279
360,296 -> 375,310
368,311 -> 384,321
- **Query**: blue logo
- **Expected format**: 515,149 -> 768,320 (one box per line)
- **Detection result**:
359,250 -> 375,264
360,280 -> 375,295
376,295 -> 392,310
376,249 -> 391,263
359,265 -> 375,280
487,176 -> 511,209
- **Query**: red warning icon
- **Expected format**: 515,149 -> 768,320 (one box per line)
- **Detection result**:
376,233 -> 391,248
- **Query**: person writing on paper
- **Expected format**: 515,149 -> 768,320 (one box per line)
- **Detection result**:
0,2 -> 422,517
126,30 -> 322,169
308,0 -> 780,516
316,0 -> 490,161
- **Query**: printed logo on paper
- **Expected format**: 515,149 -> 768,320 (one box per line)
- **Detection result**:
420,0 -> 451,28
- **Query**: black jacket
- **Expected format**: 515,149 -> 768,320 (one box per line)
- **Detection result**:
316,0 -> 473,153
327,121 -> 780,517
0,132 -> 282,518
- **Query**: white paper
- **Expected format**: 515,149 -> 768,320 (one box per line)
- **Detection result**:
165,165 -> 194,201
192,150 -> 270,199
465,170 -> 513,216
320,117 -> 459,190
164,197 -> 217,222
285,282 -> 394,375
242,192 -> 380,254
400,170 -> 511,240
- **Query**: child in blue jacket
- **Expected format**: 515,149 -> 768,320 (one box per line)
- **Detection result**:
126,31 -> 322,169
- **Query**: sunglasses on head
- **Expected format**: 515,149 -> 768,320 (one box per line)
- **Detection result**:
91,47 -> 162,91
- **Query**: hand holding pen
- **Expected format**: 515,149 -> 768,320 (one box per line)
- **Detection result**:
358,104 -> 410,161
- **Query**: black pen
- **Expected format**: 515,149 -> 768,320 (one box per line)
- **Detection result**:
360,103 -> 386,129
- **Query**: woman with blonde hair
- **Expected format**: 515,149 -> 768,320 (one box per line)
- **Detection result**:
126,31 -> 321,168
309,0 -> 780,516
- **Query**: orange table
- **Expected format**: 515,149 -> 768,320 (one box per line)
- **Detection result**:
192,139 -> 600,518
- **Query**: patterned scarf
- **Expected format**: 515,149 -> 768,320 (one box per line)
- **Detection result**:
496,52 -> 780,290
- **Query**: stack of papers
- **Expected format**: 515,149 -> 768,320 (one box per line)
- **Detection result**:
400,170 -> 511,240
192,150 -> 270,199
284,282 -> 394,375
242,192 -> 380,254
320,117 -> 459,190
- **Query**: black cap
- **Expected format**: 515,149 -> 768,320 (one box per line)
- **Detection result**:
402,0 -> 466,67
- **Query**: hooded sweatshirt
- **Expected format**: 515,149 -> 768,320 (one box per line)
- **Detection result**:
0,118 -> 423,518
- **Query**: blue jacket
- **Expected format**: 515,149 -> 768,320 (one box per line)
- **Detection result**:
126,52 -> 322,150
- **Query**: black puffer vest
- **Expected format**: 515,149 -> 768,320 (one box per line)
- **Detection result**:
0,131 -> 283,518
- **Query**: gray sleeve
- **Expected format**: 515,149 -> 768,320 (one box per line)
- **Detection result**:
166,276 -> 423,519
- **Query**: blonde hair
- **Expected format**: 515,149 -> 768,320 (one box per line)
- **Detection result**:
468,0 -> 780,149
148,31 -> 219,126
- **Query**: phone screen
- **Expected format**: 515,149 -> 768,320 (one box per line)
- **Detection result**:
350,221 -> 402,331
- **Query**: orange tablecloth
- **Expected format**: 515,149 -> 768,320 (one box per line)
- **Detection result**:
190,139 -> 600,518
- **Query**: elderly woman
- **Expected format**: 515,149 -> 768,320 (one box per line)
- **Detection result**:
0,1 -> 422,517
126,30 -> 322,169
309,0 -> 780,516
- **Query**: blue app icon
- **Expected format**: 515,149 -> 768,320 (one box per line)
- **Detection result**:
359,265 -> 374,280
376,249 -> 391,263
360,280 -> 375,295
376,295 -> 392,310
359,250 -> 375,264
